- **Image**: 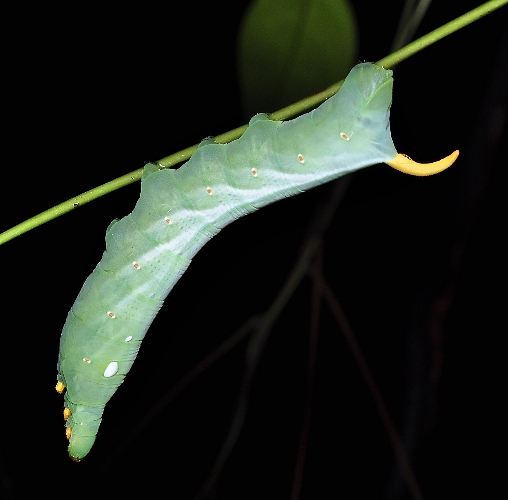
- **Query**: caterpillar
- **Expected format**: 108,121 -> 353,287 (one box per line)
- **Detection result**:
55,62 -> 458,461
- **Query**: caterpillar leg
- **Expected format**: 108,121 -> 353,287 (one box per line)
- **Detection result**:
55,381 -> 65,394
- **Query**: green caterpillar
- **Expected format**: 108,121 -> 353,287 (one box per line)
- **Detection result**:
55,62 -> 458,461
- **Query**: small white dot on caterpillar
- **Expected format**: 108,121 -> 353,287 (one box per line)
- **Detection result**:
82,358 -> 91,364
125,336 -> 133,342
103,361 -> 119,378
206,187 -> 213,195
107,311 -> 116,318
165,217 -> 172,224
298,154 -> 305,163
340,132 -> 350,141
251,168 -> 258,177
133,262 -> 141,269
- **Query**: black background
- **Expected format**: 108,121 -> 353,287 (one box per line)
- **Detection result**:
1,1 -> 506,498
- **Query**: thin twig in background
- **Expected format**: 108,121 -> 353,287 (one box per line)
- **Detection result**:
100,316 -> 260,470
195,178 -> 352,499
317,277 -> 424,500
290,247 -> 324,500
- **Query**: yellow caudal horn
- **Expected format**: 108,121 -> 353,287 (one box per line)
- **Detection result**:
385,150 -> 459,176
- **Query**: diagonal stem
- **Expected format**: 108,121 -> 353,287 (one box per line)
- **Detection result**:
317,276 -> 425,500
194,178 -> 351,499
290,246 -> 324,500
1,1 -> 505,246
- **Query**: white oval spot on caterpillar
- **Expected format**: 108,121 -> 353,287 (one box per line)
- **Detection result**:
340,132 -> 350,141
133,262 -> 141,269
165,217 -> 172,224
82,358 -> 91,364
73,202 -> 79,208
125,336 -> 133,342
103,361 -> 119,378
107,311 -> 116,318
206,187 -> 213,195
251,168 -> 258,177
298,154 -> 305,163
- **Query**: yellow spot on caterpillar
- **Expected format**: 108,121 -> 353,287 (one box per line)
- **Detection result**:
340,132 -> 350,141
66,427 -> 72,440
82,358 -> 91,364
251,168 -> 258,177
206,187 -> 213,195
107,311 -> 116,318
298,154 -> 305,163
386,150 -> 459,176
63,408 -> 71,421
165,217 -> 172,224
55,381 -> 65,394
133,262 -> 140,269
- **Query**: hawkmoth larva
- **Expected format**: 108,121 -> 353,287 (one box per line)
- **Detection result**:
55,63 -> 458,460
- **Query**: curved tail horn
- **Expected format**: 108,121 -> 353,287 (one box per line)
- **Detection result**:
386,150 -> 459,176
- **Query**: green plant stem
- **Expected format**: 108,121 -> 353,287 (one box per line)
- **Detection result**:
0,0 -> 505,247
377,0 -> 508,68
272,0 -> 507,121
0,169 -> 143,245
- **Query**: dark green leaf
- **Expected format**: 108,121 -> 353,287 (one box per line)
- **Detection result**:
237,0 -> 358,117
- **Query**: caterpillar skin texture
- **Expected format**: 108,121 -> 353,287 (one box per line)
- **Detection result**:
56,63 -> 458,460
